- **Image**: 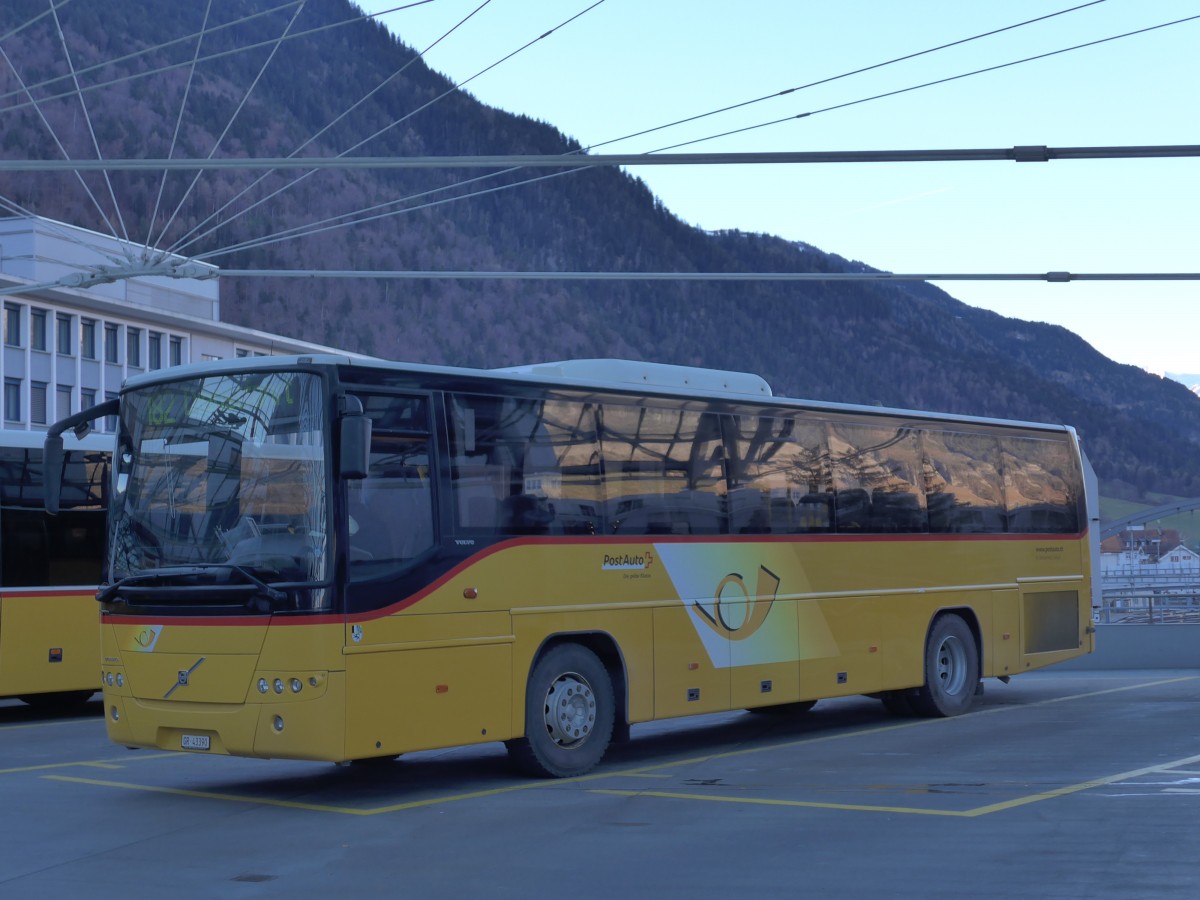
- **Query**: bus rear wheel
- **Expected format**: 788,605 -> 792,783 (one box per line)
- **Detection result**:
507,643 -> 614,778
910,614 -> 979,717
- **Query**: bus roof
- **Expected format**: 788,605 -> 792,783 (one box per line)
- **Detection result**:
118,353 -> 1077,437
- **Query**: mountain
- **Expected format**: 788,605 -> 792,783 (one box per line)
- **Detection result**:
1166,374 -> 1200,398
1,0 -> 1198,500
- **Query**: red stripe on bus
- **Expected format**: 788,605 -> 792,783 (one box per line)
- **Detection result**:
101,529 -> 1088,628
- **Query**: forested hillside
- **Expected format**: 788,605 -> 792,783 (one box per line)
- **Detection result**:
1,0 -> 1197,498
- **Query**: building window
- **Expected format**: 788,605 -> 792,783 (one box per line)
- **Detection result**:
81,387 -> 96,411
56,384 -> 72,419
104,323 -> 119,363
127,327 -> 142,367
236,348 -> 250,358
3,378 -> 20,422
148,332 -> 162,369
169,335 -> 183,367
56,313 -> 73,355
104,391 -> 118,432
30,309 -> 47,351
31,381 -> 47,425
81,319 -> 97,359
5,303 -> 22,347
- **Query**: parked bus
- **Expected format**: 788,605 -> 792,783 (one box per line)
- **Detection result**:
2,430 -> 108,707
45,355 -> 1098,775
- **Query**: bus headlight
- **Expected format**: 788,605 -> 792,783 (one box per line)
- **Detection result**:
272,715 -> 284,732
289,678 -> 302,694
115,673 -> 124,688
258,678 -> 269,694
110,706 -> 119,722
273,678 -> 284,694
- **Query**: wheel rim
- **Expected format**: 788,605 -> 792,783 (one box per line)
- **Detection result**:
543,671 -> 596,748
934,634 -> 969,697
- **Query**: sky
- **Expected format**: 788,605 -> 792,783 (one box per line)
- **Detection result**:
356,0 -> 1199,377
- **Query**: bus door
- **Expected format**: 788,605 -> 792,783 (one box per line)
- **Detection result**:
342,392 -> 511,757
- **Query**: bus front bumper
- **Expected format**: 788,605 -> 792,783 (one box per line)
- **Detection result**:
102,672 -> 347,762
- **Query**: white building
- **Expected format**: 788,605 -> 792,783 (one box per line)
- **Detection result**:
1,215 -> 353,433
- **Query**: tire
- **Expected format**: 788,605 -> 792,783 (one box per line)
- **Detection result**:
746,700 -> 818,716
506,643 -> 615,778
910,614 -> 980,717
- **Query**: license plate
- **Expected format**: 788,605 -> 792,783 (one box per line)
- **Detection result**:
181,734 -> 210,751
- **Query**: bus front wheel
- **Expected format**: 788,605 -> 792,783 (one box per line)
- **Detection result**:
910,614 -> 979,717
507,643 -> 615,778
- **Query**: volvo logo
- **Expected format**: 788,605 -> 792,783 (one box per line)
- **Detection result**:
163,657 -> 206,699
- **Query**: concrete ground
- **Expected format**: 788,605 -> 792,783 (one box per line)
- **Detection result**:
3,669 -> 1199,898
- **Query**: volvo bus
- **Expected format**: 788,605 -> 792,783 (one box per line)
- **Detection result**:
45,355 -> 1098,776
2,430 -> 108,707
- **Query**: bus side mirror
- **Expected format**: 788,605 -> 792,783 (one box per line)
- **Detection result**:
340,414 -> 371,480
44,434 -> 64,515
43,397 -> 118,515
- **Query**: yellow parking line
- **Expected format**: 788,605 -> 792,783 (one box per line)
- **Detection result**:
31,675 -> 1199,816
608,675 -> 1199,778
592,789 -> 969,817
45,775 -> 372,814
0,753 -> 173,775
42,772 -> 619,816
0,716 -> 102,732
594,750 -> 1200,818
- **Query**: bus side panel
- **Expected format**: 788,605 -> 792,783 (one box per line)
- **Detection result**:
1019,581 -> 1091,671
344,610 -> 514,758
345,643 -> 512,758
730,598 -> 801,710
797,596 -> 883,699
0,590 -> 98,697
990,589 -> 1021,678
653,604 -> 730,718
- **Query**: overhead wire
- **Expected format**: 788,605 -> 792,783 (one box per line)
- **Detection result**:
47,0 -> 131,245
0,0 -> 74,47
167,0 -> 607,257
1,1 -> 1194,288
653,12 -> 1200,153
583,0 -> 1111,153
146,0 -> 215,252
191,3 -> 1187,263
0,1 -> 435,116
151,0 -> 310,252
164,0 -> 501,257
0,41 -> 122,243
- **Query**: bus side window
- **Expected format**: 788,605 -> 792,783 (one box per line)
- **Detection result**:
1000,436 -> 1080,534
449,394 -> 604,537
726,413 -> 830,535
600,404 -> 725,536
347,395 -> 434,573
923,431 -> 1004,534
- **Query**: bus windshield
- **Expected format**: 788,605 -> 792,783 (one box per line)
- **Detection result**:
108,370 -> 329,608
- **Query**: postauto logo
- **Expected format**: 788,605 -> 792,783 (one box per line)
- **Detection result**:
601,550 -> 654,571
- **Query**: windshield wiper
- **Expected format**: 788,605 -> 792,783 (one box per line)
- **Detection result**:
97,565 -> 286,605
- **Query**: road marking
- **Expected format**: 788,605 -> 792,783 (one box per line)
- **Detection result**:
593,751 -> 1200,818
0,753 -> 173,775
30,675 -> 1199,816
43,772 -> 617,816
0,715 -> 102,732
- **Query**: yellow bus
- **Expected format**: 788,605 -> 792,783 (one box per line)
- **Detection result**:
2,430 -> 108,707
46,355 -> 1097,776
